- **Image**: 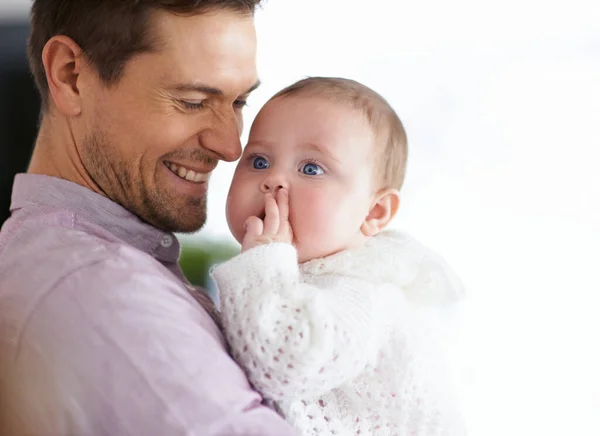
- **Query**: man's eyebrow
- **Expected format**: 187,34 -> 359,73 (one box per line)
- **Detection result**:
244,80 -> 261,95
168,80 -> 261,96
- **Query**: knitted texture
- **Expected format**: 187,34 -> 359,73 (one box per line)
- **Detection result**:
211,231 -> 465,436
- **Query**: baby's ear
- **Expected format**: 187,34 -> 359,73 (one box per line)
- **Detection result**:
361,188 -> 400,237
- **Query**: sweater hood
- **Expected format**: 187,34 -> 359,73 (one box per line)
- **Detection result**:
300,230 -> 465,306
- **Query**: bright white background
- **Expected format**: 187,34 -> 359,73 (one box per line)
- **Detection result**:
216,4 -> 600,434
2,1 -> 599,435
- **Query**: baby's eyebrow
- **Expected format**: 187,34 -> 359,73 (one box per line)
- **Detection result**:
302,142 -> 341,163
244,139 -> 272,149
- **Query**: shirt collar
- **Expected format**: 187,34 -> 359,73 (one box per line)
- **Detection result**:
10,174 -> 181,263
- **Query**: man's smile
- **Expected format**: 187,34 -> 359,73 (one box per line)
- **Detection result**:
164,161 -> 211,184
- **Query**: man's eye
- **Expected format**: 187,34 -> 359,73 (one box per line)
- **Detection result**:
180,100 -> 205,111
252,156 -> 270,170
300,162 -> 324,176
233,99 -> 248,109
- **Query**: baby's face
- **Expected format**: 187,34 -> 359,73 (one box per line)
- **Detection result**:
226,96 -> 378,263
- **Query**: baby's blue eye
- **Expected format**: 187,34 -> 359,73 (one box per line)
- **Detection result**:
301,162 -> 324,176
252,156 -> 270,170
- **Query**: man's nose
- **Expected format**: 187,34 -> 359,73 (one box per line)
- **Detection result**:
197,110 -> 243,162
260,172 -> 288,194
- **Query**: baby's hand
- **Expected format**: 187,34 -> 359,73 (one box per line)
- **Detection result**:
242,189 -> 294,252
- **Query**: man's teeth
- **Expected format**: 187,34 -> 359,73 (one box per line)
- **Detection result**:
166,162 -> 205,183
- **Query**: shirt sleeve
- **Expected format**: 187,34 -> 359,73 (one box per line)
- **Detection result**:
0,252 -> 296,436
211,243 -> 404,402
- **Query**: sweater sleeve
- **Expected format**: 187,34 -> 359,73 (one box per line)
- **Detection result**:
210,243 -> 401,402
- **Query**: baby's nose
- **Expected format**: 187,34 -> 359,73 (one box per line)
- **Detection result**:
260,174 -> 288,193
260,181 -> 284,193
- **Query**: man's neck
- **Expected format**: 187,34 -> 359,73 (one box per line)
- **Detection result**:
28,114 -> 107,198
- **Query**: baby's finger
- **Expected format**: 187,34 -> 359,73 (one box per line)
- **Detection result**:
243,215 -> 264,238
263,193 -> 279,235
276,189 -> 294,243
277,188 -> 290,224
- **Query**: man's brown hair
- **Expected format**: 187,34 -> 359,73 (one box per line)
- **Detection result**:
271,77 -> 408,190
28,0 -> 263,109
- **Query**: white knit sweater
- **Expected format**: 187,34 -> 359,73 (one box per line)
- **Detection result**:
211,231 -> 466,436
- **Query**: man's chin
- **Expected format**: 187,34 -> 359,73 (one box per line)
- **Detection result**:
142,206 -> 206,234
142,190 -> 207,233
173,219 -> 206,234
161,211 -> 207,234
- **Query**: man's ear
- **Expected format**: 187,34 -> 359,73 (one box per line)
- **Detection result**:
42,35 -> 85,116
361,188 -> 401,237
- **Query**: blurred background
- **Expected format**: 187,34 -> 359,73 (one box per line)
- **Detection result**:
1,0 -> 599,435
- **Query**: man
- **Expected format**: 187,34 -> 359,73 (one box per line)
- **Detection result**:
0,1 -> 296,435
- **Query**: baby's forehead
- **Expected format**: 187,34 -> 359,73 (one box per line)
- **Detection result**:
259,95 -> 375,133
245,93 -> 380,160
246,128 -> 377,166
255,78 -> 407,190
268,93 -> 367,115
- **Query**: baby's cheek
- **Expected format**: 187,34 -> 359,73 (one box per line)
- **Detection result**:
294,189 -> 328,220
225,192 -> 247,241
293,192 -> 341,241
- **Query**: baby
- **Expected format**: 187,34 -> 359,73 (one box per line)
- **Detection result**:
211,77 -> 465,436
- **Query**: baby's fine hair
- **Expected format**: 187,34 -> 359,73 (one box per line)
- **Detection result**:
270,77 -> 408,190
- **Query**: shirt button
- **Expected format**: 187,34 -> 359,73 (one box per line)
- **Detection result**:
160,235 -> 174,248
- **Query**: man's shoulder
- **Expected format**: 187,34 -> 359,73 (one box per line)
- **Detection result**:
3,218 -> 154,268
0,220 -> 179,307
0,217 -> 221,352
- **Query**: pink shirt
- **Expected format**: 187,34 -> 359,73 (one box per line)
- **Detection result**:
0,174 -> 295,436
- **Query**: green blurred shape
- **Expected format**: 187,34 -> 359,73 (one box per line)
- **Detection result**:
179,239 -> 240,289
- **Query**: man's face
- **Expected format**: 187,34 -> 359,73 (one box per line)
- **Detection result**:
77,9 -> 258,232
